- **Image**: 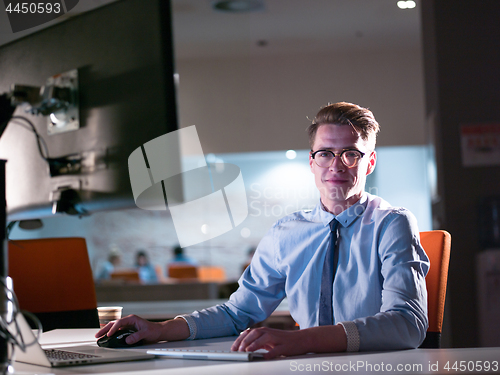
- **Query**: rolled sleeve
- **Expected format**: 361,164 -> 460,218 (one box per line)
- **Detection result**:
355,210 -> 429,350
339,321 -> 360,352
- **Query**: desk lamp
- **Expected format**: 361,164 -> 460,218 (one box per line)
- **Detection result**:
1,80 -> 77,373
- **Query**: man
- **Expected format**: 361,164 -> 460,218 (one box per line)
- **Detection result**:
169,246 -> 197,266
96,102 -> 429,358
95,247 -> 121,281
135,250 -> 158,284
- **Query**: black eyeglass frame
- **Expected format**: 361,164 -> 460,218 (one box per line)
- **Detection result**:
310,148 -> 366,168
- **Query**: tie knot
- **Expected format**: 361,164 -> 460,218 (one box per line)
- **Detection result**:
330,219 -> 339,232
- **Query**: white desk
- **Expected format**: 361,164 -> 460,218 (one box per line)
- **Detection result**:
11,329 -> 500,375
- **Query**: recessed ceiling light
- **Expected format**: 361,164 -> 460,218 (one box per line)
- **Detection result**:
212,0 -> 265,13
286,150 -> 297,160
397,1 -> 416,9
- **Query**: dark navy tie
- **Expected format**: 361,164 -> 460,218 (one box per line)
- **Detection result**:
318,219 -> 340,326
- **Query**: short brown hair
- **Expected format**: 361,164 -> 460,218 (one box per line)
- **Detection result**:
307,102 -> 380,150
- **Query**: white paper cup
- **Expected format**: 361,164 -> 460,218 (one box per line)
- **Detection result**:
97,306 -> 123,328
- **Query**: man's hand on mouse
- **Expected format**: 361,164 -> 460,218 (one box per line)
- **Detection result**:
95,315 -> 191,345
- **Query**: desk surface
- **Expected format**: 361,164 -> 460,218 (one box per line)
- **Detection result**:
11,329 -> 500,375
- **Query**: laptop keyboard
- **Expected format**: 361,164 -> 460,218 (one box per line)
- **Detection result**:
44,349 -> 100,361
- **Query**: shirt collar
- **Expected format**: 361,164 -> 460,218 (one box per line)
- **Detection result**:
317,193 -> 368,228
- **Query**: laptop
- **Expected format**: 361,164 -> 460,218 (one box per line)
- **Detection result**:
8,314 -> 153,367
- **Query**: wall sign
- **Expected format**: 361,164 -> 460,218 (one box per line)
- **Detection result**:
460,124 -> 500,167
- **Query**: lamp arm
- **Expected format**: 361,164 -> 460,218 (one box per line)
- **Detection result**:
0,93 -> 16,138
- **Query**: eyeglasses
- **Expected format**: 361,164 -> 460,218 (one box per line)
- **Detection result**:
310,149 -> 366,168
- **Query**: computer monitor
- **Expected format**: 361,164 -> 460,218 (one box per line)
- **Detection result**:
0,0 -> 178,221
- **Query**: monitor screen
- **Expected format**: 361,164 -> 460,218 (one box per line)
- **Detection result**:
0,0 -> 178,221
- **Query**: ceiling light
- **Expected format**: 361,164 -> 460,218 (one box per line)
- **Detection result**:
397,1 -> 416,9
212,0 -> 265,13
286,150 -> 297,160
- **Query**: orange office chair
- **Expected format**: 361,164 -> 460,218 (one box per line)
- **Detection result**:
167,264 -> 198,279
419,230 -> 451,348
8,237 -> 99,331
198,266 -> 226,282
154,264 -> 167,283
110,269 -> 141,283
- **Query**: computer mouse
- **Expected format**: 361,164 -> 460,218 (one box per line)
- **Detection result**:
97,329 -> 141,348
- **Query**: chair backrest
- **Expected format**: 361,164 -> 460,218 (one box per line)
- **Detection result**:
167,264 -> 198,279
8,237 -> 99,331
154,264 -> 167,283
110,269 -> 141,283
419,230 -> 451,348
198,266 -> 226,282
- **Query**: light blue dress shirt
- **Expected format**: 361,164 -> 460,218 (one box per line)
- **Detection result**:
184,193 -> 429,351
137,264 -> 158,284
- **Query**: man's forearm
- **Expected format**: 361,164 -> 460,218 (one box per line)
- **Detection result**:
299,324 -> 348,353
159,318 -> 191,342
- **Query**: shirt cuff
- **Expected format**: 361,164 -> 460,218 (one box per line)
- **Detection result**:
339,321 -> 360,352
175,315 -> 197,340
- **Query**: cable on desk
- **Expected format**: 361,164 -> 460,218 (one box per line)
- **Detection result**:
0,277 -> 42,368
8,115 -> 51,163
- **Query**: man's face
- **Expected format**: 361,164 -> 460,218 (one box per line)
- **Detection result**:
309,124 -> 376,214
138,255 -> 147,266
